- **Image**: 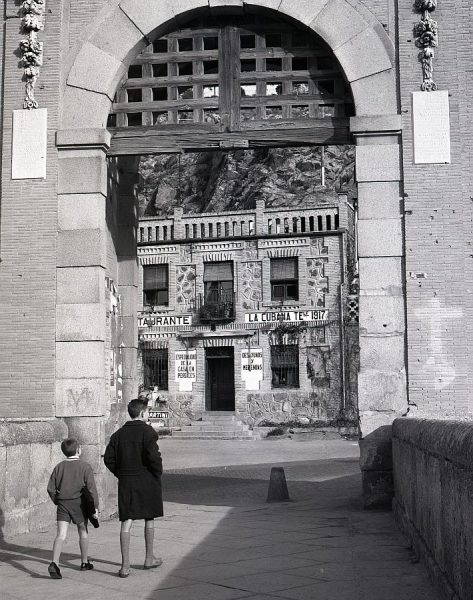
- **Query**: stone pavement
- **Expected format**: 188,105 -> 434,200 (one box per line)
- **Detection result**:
0,438 -> 442,600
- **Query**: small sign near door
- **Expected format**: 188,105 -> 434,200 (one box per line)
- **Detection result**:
175,350 -> 196,392
241,348 -> 263,390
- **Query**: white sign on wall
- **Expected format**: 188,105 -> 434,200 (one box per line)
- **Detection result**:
412,91 -> 451,164
175,350 -> 196,392
245,310 -> 328,324
139,314 -> 192,328
12,108 -> 47,179
241,348 -> 263,391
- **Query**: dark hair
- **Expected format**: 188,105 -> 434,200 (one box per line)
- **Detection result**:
61,438 -> 79,457
128,398 -> 148,419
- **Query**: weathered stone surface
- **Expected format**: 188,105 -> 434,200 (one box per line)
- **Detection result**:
358,367 -> 407,413
80,444 -> 103,473
393,419 -> 473,600
356,144 -> 401,182
357,181 -> 402,220
67,42 -> 127,98
56,378 -> 106,417
279,0 -> 330,26
64,417 -> 105,446
57,267 -> 105,305
29,443 -> 55,505
56,304 -> 106,342
335,28 -> 392,83
5,445 -> 31,512
350,69 -> 398,116
57,230 -> 106,268
58,194 -> 106,231
350,115 -> 402,135
0,421 -> 67,447
362,470 -> 394,509
56,341 -> 105,379
89,6 -> 146,64
58,154 -> 108,195
359,257 -> 403,294
357,219 -> 403,258
311,0 -> 368,50
359,296 -> 405,335
60,86 -> 112,129
359,425 -> 392,470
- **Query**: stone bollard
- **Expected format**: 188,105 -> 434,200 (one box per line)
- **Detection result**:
266,467 -> 291,503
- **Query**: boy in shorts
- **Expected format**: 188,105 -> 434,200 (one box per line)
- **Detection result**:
46,438 -> 99,579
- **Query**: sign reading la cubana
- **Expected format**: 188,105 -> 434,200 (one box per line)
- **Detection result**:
138,314 -> 192,327
245,310 -> 329,324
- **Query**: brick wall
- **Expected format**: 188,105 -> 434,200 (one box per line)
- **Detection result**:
398,0 -> 473,417
0,3 -> 62,417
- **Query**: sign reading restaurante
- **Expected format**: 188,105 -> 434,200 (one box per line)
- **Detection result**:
138,314 -> 192,327
244,310 -> 329,324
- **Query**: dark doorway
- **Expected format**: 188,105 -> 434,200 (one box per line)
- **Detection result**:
205,347 -> 235,411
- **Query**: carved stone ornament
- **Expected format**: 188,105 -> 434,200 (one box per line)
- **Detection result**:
19,0 -> 45,109
414,0 -> 438,91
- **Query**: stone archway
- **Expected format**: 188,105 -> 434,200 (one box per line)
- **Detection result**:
57,0 -> 405,436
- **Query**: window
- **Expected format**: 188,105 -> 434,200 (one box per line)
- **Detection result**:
143,264 -> 169,306
144,349 -> 168,390
270,257 -> 298,301
201,262 -> 235,321
204,262 -> 233,303
271,345 -> 299,388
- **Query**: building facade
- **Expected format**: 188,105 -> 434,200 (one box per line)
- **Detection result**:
137,198 -> 359,428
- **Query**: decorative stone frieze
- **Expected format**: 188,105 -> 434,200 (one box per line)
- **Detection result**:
176,265 -> 196,307
19,0 -> 45,109
414,0 -> 438,91
241,262 -> 263,310
307,258 -> 328,308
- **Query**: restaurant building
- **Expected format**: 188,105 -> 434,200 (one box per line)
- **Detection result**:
137,196 -> 359,429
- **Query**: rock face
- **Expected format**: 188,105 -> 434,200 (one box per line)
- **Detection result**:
138,146 -> 355,216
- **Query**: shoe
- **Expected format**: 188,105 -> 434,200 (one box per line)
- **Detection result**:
118,568 -> 130,578
48,562 -> 62,579
89,515 -> 99,529
143,557 -> 163,569
80,560 -> 94,570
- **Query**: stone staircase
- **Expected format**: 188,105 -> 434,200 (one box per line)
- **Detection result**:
171,412 -> 254,440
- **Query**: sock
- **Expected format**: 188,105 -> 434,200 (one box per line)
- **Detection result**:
120,531 -> 130,571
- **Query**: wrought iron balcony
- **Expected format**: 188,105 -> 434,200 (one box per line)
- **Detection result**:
197,292 -> 236,323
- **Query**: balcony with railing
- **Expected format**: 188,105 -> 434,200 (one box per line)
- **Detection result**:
138,195 -> 348,244
197,291 -> 236,324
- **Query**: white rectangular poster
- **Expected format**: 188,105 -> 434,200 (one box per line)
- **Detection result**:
12,108 -> 47,179
175,350 -> 196,392
241,348 -> 263,391
412,91 -> 451,164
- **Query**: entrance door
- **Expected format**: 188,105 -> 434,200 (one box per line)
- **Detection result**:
205,347 -> 235,411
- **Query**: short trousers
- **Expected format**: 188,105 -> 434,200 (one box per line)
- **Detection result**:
57,499 -> 85,525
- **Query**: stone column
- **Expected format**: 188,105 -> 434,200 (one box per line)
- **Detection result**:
55,129 -> 111,507
350,116 -> 407,436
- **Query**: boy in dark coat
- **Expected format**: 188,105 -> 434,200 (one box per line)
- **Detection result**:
104,398 -> 163,578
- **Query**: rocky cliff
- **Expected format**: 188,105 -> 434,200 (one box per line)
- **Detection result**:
138,145 -> 355,217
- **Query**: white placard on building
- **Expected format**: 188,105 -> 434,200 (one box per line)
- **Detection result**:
245,309 -> 328,324
175,349 -> 196,392
11,108 -> 47,179
241,348 -> 263,391
412,91 -> 451,164
139,314 -> 192,328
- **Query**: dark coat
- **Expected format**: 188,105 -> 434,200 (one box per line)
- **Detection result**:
104,420 -> 163,521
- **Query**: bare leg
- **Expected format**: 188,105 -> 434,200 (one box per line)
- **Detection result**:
77,522 -> 89,563
144,519 -> 162,568
120,519 -> 133,574
52,521 -> 69,565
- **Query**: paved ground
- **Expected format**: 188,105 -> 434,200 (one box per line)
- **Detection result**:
0,438 -> 442,600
